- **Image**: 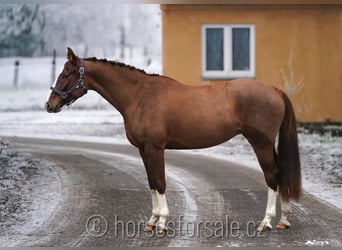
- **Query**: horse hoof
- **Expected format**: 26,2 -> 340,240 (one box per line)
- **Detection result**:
157,227 -> 167,235
257,223 -> 272,232
144,223 -> 155,232
276,222 -> 290,229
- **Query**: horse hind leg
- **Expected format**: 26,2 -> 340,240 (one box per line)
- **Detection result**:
258,187 -> 278,232
276,196 -> 292,229
250,144 -> 279,232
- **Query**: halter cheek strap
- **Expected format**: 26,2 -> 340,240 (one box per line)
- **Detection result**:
50,58 -> 88,105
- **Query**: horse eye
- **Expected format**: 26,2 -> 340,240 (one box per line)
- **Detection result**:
62,67 -> 74,78
65,65 -> 71,73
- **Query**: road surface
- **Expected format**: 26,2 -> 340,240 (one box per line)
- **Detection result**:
6,137 -> 342,247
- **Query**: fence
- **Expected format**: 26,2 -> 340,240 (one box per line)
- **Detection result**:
0,55 -> 64,89
0,47 -> 158,89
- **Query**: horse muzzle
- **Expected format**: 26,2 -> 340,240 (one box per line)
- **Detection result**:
45,101 -> 61,113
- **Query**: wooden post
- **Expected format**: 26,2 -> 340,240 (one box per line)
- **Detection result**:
83,46 -> 88,58
51,49 -> 56,86
129,44 -> 133,59
119,25 -> 125,60
13,60 -> 20,88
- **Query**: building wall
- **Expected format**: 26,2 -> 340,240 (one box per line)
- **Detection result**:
162,4 -> 342,122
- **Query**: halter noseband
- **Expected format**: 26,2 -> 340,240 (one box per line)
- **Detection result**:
50,58 -> 88,106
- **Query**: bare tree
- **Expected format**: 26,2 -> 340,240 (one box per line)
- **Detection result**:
280,51 -> 304,98
280,51 -> 311,116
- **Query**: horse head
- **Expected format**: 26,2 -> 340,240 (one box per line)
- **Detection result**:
45,48 -> 88,113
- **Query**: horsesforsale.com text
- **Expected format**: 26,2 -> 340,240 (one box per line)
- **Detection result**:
86,215 -> 267,239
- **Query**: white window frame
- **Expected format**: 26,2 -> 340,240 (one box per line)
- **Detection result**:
201,24 -> 255,79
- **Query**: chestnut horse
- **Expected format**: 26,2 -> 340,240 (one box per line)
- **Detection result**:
46,48 -> 301,233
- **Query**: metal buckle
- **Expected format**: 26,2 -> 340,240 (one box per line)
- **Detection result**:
61,92 -> 68,99
79,67 -> 85,75
76,79 -> 84,89
66,100 -> 74,107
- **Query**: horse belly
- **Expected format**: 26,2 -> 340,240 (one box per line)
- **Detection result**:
166,117 -> 239,149
164,83 -> 240,149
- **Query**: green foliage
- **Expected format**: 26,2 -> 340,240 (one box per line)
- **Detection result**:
0,4 -> 45,57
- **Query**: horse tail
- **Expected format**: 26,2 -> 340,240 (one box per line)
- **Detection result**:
277,91 -> 302,201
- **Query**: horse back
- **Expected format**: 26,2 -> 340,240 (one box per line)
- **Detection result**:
163,78 -> 285,147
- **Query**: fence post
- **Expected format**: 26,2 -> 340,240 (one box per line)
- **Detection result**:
119,25 -> 125,60
83,46 -> 88,58
51,49 -> 56,86
13,60 -> 20,88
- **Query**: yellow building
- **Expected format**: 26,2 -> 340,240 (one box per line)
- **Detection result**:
161,4 -> 342,122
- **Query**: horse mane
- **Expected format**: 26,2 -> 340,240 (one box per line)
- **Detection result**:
85,57 -> 159,76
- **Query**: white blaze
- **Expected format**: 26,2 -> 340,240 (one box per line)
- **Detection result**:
46,65 -> 64,102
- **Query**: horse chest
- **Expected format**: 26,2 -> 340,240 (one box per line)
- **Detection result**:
124,120 -> 167,148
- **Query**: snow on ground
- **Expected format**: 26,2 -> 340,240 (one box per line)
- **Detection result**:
0,139 -> 62,247
299,134 -> 342,206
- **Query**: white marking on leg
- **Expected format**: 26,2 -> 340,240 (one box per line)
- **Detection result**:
156,191 -> 169,230
278,196 -> 292,227
259,188 -> 277,230
147,189 -> 159,226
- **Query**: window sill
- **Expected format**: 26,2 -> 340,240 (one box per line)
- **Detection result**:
201,73 -> 256,80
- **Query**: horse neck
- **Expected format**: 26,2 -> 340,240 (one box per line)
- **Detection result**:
85,60 -> 144,116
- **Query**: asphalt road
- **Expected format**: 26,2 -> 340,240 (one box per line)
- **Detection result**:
6,137 -> 342,247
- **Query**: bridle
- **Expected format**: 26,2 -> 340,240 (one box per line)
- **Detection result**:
50,58 -> 88,106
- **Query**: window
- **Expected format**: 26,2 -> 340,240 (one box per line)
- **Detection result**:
201,24 -> 255,79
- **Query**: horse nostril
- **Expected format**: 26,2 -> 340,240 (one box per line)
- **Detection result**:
45,102 -> 51,112
45,102 -> 61,113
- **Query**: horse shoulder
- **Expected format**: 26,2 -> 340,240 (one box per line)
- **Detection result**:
123,83 -> 169,148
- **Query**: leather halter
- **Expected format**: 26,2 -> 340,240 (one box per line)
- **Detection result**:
50,58 -> 87,106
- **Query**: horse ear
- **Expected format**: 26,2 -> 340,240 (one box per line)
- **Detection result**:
67,47 -> 78,62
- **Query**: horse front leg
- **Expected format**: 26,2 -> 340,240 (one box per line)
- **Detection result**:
144,189 -> 159,232
139,144 -> 169,234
